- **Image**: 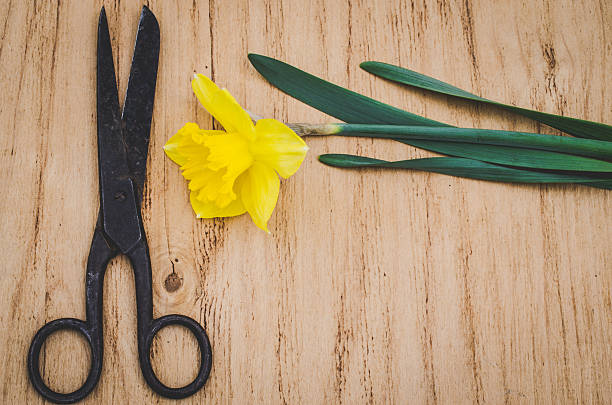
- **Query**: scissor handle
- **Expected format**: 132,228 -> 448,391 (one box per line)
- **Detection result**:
139,314 -> 212,399
127,238 -> 212,399
27,227 -> 112,404
27,318 -> 102,404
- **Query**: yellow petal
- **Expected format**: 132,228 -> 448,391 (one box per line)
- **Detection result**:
191,74 -> 220,110
191,74 -> 255,140
190,190 -> 246,218
236,161 -> 280,232
251,119 -> 309,178
211,89 -> 256,140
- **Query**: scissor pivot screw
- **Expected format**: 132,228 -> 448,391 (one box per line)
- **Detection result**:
114,191 -> 126,201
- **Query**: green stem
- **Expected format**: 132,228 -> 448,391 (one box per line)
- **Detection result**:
290,123 -> 612,161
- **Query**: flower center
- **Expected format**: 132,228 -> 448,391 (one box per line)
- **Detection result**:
199,132 -> 254,207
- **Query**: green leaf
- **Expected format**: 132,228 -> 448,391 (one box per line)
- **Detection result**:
588,182 -> 612,190
319,154 -> 612,187
248,54 -> 609,188
248,54 -> 445,127
360,61 -> 612,142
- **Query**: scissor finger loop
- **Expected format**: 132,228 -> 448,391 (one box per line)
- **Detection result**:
139,314 -> 213,399
27,318 -> 102,404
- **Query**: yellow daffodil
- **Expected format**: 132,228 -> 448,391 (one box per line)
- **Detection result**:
164,74 -> 308,232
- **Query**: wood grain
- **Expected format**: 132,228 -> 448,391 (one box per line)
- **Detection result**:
0,0 -> 610,403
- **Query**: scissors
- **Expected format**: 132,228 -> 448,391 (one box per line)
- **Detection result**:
27,6 -> 212,403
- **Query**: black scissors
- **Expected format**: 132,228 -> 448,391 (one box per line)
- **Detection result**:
27,6 -> 212,403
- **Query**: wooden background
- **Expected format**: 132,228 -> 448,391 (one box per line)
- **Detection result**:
1,0 -> 610,403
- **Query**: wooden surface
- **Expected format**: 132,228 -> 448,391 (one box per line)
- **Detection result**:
1,0 -> 610,403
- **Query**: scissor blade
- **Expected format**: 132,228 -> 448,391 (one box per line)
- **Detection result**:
97,7 -> 142,253
97,6 -> 131,181
122,6 -> 160,202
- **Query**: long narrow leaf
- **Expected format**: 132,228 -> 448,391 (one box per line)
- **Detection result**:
248,54 -> 608,188
325,124 -> 612,161
360,61 -> 612,142
319,154 -> 612,186
588,182 -> 612,190
248,54 -> 445,127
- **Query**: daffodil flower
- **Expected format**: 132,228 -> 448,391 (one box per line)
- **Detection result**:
164,74 -> 308,232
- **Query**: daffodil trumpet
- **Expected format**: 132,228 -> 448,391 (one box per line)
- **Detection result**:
164,74 -> 308,232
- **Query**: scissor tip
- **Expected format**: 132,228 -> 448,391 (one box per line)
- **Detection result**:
138,5 -> 159,32
99,6 -> 107,21
141,5 -> 154,18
